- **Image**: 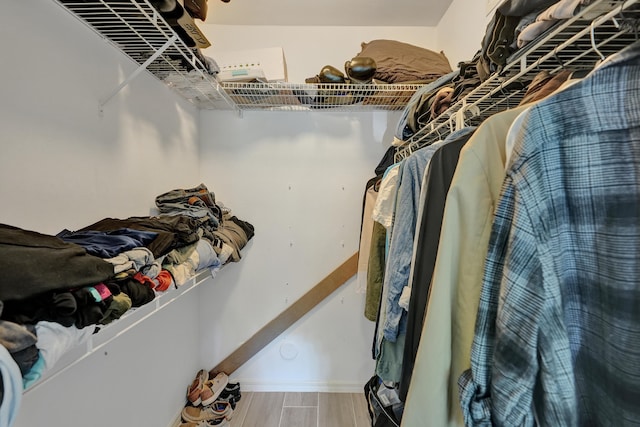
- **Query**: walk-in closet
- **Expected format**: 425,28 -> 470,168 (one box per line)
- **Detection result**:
1,0 -> 639,426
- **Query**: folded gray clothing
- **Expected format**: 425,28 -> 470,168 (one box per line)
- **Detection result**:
517,0 -> 591,48
163,241 -> 198,267
155,183 -> 222,229
213,215 -> 252,263
228,216 -> 255,241
106,247 -> 158,276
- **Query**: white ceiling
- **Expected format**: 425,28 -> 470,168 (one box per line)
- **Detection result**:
205,0 -> 454,27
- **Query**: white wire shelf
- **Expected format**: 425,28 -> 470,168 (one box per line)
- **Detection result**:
219,82 -> 425,112
54,0 -> 238,111
395,0 -> 640,161
52,0 -> 427,112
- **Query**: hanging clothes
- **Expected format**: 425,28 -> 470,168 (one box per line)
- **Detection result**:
401,102 -> 535,427
401,67 -> 585,426
358,177 -> 381,297
398,125 -> 477,402
459,40 -> 640,426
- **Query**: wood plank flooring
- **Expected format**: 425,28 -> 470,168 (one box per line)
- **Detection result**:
229,392 -> 371,427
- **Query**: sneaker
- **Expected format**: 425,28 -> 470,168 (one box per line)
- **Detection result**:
217,394 -> 237,410
186,369 -> 209,406
202,372 -> 229,406
218,381 -> 241,403
182,401 -> 233,424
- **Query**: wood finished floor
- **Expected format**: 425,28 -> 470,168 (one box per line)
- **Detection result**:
229,392 -> 371,427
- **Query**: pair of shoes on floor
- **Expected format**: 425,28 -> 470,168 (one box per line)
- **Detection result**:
188,371 -> 230,406
182,400 -> 234,424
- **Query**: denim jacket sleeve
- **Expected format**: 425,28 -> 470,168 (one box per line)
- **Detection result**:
382,147 -> 438,342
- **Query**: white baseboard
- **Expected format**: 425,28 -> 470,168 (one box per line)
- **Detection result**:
166,413 -> 183,427
235,379 -> 365,393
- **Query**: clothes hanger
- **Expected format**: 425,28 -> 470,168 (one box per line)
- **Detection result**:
590,19 -> 607,62
590,0 -> 627,64
455,100 -> 481,131
497,79 -> 512,111
448,112 -> 456,133
552,47 -> 565,70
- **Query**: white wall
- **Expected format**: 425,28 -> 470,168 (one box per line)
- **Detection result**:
3,1 -> 203,426
436,0 -> 495,67
1,3 -> 202,235
198,109 -> 396,391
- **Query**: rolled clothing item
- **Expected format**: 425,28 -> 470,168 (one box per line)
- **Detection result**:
162,239 -> 223,285
152,270 -> 174,292
118,278 -> 155,307
212,215 -> 252,263
165,256 -> 198,286
99,293 -> 133,325
72,288 -> 109,328
1,292 -> 78,327
35,321 -> 94,371
106,247 -> 158,277
517,0 -> 591,48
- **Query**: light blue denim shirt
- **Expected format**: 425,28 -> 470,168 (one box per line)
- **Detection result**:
382,126 -> 477,342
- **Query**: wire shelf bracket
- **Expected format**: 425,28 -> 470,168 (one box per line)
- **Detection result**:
98,34 -> 179,115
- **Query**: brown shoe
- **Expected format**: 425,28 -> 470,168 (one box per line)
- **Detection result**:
186,369 -> 209,406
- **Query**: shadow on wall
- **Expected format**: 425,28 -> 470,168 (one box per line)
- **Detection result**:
104,64 -> 199,152
200,109 -> 401,149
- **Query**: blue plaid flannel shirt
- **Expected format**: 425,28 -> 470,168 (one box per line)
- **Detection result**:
458,40 -> 640,426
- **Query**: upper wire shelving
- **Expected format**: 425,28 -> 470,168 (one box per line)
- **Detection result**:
394,0 -> 640,161
53,0 -> 428,112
